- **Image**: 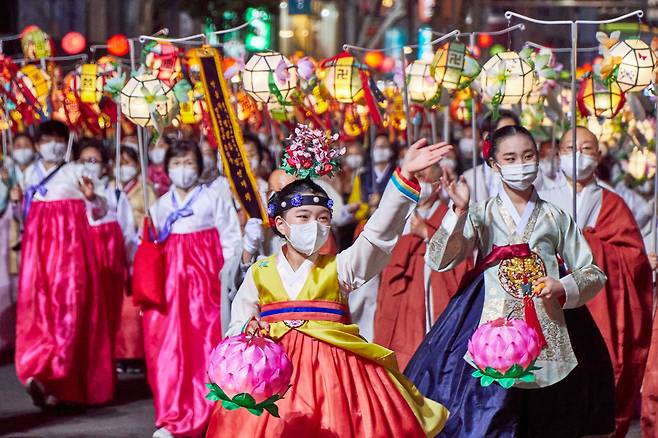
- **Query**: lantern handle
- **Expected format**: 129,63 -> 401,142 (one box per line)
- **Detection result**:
138,20 -> 253,44
504,10 -> 644,25
342,29 -> 460,53
438,23 -> 525,37
523,41 -> 598,53
10,53 -> 88,63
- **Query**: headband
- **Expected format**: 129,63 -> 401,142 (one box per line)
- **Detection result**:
267,193 -> 334,220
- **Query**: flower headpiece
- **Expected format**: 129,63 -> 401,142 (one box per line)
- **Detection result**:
280,124 -> 344,179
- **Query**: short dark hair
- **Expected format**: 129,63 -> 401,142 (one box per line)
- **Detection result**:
486,125 -> 537,164
13,133 -> 33,147
164,139 -> 204,176
120,146 -> 140,166
478,110 -> 521,136
243,132 -> 264,161
36,120 -> 69,142
75,138 -> 109,163
270,178 -> 330,237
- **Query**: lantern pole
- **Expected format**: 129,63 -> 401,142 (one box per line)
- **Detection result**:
399,45 -> 414,146
430,109 -> 437,144
115,104 -> 123,191
443,105 -> 449,143
653,98 -> 658,268
0,33 -> 22,54
505,9 -> 645,220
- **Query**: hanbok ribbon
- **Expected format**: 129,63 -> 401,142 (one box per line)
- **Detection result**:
157,186 -> 202,242
22,162 -> 64,220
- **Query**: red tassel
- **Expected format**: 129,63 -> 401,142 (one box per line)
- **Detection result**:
523,295 -> 547,349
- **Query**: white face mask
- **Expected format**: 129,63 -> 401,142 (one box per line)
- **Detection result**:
538,158 -> 555,178
345,154 -> 364,170
168,165 -> 198,189
560,152 -> 598,181
373,148 -> 392,164
12,148 -> 35,165
149,147 -> 166,165
40,141 -> 66,163
419,181 -> 434,203
283,219 -> 331,256
83,162 -> 102,179
202,155 -> 216,174
120,165 -> 138,183
439,157 -> 457,172
250,158 -> 260,172
497,162 -> 538,191
459,138 -> 475,155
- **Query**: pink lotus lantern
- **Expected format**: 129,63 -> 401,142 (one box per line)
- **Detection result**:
467,318 -> 542,388
206,333 -> 293,417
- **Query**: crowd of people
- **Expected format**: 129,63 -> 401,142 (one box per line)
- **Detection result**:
1,110 -> 658,437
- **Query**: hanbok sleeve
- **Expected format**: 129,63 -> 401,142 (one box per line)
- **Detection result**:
214,196 -> 242,264
425,205 -> 480,272
226,264 -> 260,337
336,168 -> 419,292
552,207 -> 607,309
116,191 -> 137,260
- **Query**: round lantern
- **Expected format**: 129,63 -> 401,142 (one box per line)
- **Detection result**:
120,74 -> 178,127
143,42 -> 182,86
107,34 -> 130,57
450,88 -> 481,125
432,41 -> 481,91
609,39 -> 656,93
61,31 -> 86,55
20,26 -> 53,60
480,51 -> 535,104
322,55 -> 366,104
18,65 -> 51,108
627,147 -> 656,180
243,52 -> 297,104
406,60 -> 440,105
577,75 -> 625,118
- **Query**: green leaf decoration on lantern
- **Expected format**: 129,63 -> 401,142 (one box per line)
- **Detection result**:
472,360 -> 542,389
205,382 -> 291,418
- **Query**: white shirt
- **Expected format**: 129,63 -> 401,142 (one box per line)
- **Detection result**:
537,172 -> 603,229
89,185 -> 138,258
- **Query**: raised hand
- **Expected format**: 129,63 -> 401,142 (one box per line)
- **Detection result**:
79,176 -> 96,201
400,139 -> 453,180
440,174 -> 470,215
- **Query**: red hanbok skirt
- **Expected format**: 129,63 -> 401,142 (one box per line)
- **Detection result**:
15,199 -> 114,404
142,228 -> 223,437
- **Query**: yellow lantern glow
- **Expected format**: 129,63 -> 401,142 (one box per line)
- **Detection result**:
406,60 -> 439,104
18,65 -> 51,108
431,41 -> 481,91
20,26 -> 52,60
480,51 -> 534,104
322,55 -> 366,104
120,74 -> 178,127
609,39 -> 656,93
79,64 -> 99,104
242,52 -> 297,104
577,76 -> 625,119
628,147 -> 656,180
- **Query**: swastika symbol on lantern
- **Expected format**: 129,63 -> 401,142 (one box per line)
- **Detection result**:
448,52 -> 464,68
336,67 -> 349,80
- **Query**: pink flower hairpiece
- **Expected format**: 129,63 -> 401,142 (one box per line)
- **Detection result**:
280,124 -> 344,179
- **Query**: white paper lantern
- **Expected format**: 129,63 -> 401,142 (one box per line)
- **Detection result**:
480,51 -> 534,104
406,60 -> 440,104
242,52 -> 297,104
609,39 -> 656,93
120,74 -> 178,127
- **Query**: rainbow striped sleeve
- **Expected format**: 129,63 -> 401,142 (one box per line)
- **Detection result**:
391,167 -> 420,202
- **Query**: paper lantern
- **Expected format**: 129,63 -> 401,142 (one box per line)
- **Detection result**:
432,41 -> 481,91
627,147 -> 656,180
364,51 -> 384,69
107,34 -> 129,57
20,26 -> 53,60
480,51 -> 534,104
143,42 -> 182,86
322,55 -> 366,104
406,60 -> 440,104
18,65 -> 51,107
62,31 -> 86,55
609,39 -> 656,93
243,52 -> 297,104
450,88 -> 480,125
577,75 -> 625,118
120,74 -> 178,127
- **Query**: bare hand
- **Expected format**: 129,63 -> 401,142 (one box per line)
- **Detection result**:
410,212 -> 429,240
440,174 -> 470,214
9,185 -> 22,203
533,276 -> 566,302
400,139 -> 453,179
244,318 -> 270,337
0,168 -> 9,185
79,176 -> 96,201
649,252 -> 658,271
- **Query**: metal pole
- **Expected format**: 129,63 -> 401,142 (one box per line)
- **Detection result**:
570,22 -> 578,220
115,104 -> 123,190
470,32 -> 478,202
443,105 -> 449,143
129,36 -> 150,214
400,45 -> 413,146
653,98 -> 658,256
430,109 -> 437,144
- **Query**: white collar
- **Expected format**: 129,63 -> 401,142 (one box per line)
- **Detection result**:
498,186 -> 538,235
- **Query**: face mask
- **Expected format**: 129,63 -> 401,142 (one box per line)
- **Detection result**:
40,141 -> 66,163
419,181 -> 434,203
373,148 -> 392,164
83,162 -> 102,179
497,162 -> 538,191
560,152 -> 598,181
250,158 -> 260,172
149,147 -> 166,165
12,148 -> 34,165
459,138 -> 475,155
440,157 -> 457,171
283,219 -> 331,256
202,155 -> 216,174
538,159 -> 555,178
168,166 -> 198,189
120,165 -> 138,183
345,154 -> 364,170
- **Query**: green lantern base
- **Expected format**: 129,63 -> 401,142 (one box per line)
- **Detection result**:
471,361 -> 541,389
205,383 -> 291,418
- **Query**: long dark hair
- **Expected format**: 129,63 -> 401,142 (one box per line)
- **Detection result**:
486,125 -> 537,165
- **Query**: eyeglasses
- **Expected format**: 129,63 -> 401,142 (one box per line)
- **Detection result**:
83,158 -> 100,164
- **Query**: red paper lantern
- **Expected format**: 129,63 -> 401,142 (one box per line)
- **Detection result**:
107,34 -> 129,57
364,51 -> 384,69
62,32 -> 86,55
477,34 -> 492,48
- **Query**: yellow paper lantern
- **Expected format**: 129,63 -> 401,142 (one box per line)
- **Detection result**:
577,76 -> 625,119
609,39 -> 656,93
79,64 -> 99,104
480,51 -> 534,104
431,41 -> 481,91
242,52 -> 297,104
322,55 -> 366,104
20,26 -> 52,60
120,74 -> 178,127
18,65 -> 51,108
628,147 -> 656,180
406,60 -> 440,104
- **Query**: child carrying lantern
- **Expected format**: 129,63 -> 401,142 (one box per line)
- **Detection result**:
205,125 -> 451,437
405,125 -> 615,437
